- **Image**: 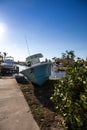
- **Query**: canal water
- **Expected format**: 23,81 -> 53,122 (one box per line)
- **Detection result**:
50,70 -> 66,79
17,65 -> 66,79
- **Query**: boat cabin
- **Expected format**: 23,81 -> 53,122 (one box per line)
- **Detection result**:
4,56 -> 14,65
26,53 -> 43,66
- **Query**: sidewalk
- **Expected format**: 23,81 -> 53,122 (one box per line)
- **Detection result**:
0,77 -> 40,130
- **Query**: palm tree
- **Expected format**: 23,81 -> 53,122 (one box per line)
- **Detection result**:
3,52 -> 7,60
61,53 -> 66,59
0,52 -> 3,62
69,50 -> 75,60
66,50 -> 75,60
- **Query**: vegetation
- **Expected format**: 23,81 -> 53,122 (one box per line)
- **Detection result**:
61,50 -> 75,61
0,52 -> 7,62
51,59 -> 87,130
52,50 -> 75,67
18,50 -> 87,130
19,80 -> 64,130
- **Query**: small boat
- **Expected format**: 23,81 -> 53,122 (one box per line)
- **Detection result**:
20,53 -> 51,86
0,56 -> 19,75
52,63 -> 59,72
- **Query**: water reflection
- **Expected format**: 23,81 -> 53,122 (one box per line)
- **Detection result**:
50,70 -> 66,79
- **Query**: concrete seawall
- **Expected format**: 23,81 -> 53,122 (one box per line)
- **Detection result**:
0,77 -> 40,130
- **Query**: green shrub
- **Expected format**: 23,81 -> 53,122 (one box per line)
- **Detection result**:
51,59 -> 87,130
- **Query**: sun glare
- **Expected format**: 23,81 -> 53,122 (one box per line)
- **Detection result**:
0,23 -> 7,37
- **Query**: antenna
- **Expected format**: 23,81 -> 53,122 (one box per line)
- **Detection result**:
25,36 -> 30,56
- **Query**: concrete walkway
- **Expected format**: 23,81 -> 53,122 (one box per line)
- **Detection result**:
0,77 -> 40,130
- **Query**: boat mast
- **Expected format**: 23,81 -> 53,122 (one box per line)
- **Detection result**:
25,36 -> 30,56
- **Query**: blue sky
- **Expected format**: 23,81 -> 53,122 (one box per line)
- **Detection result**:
0,0 -> 87,61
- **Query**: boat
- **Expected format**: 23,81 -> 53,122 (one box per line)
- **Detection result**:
52,63 -> 59,72
20,53 -> 51,86
0,56 -> 19,75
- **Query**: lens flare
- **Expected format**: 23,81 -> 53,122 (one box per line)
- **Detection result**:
0,23 -> 7,38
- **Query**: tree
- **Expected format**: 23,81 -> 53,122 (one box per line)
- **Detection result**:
3,52 -> 7,59
66,50 -> 75,60
51,59 -> 87,130
52,57 -> 57,62
61,53 -> 66,59
68,50 -> 75,60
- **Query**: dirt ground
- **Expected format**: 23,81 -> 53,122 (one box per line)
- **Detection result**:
18,79 -> 64,130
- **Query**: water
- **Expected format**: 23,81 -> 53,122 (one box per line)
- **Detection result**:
50,70 -> 66,79
17,65 -> 66,79
17,65 -> 28,72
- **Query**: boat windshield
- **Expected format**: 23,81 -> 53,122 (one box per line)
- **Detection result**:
26,53 -> 43,65
4,56 -> 14,65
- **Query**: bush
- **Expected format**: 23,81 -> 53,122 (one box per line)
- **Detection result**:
51,59 -> 87,130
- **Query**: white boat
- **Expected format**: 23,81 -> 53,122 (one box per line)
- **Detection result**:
20,53 -> 51,86
0,56 -> 18,74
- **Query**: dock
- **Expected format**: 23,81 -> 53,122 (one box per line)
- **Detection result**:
0,77 -> 40,130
